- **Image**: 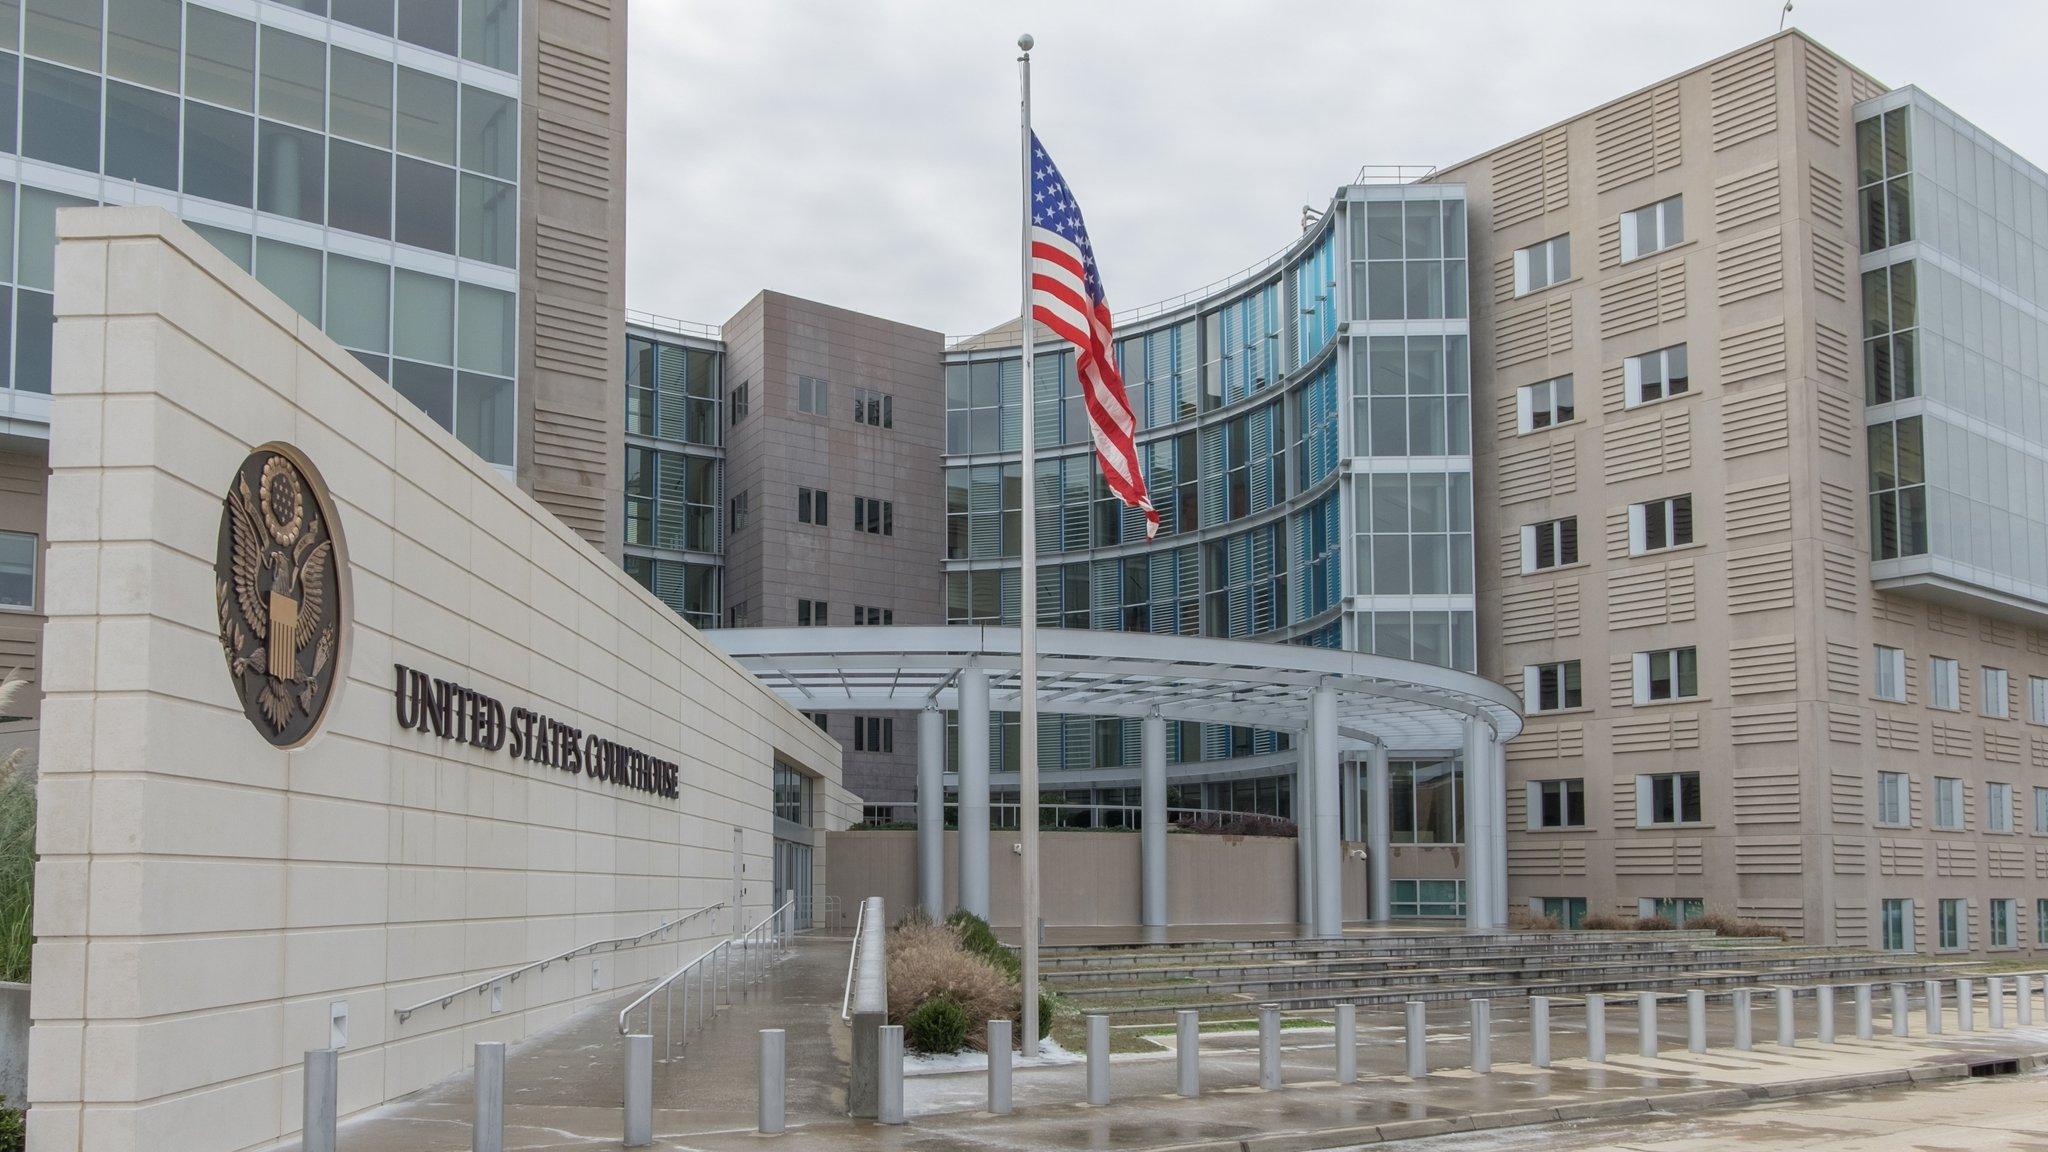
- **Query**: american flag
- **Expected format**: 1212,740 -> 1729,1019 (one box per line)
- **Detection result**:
1028,132 -> 1159,539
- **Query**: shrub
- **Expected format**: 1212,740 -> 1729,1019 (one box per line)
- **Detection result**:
0,1103 -> 20,1152
1034,990 -> 1055,1040
1633,915 -> 1675,931
1580,913 -> 1638,931
1508,908 -> 1560,931
903,994 -> 971,1054
945,910 -> 1021,978
887,919 -> 1016,1045
1692,912 -> 1788,940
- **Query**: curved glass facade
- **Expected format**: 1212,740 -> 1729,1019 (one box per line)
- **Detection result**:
940,182 -> 1473,775
945,182 -> 1472,663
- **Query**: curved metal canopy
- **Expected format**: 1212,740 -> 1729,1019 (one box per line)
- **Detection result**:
709,626 -> 1521,753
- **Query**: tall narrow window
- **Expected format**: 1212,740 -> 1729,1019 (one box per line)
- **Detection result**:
1873,645 -> 1905,701
1881,899 -> 1910,951
1937,898 -> 1964,949
1877,771 -> 1909,826
1928,656 -> 1958,710
1933,776 -> 1964,830
1986,782 -> 2013,833
1980,667 -> 2009,717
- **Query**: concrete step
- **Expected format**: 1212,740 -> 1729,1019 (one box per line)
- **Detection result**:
1043,951 -> 1942,993
1037,939 -> 1826,973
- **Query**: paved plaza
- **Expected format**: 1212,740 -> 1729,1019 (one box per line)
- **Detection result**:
301,932 -> 2048,1152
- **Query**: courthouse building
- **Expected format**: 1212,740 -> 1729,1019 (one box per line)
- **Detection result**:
618,33 -> 2048,955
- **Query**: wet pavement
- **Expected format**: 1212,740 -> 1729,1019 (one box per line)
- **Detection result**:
308,950 -> 2048,1151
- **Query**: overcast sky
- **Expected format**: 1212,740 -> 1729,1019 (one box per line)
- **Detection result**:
625,0 -> 2046,336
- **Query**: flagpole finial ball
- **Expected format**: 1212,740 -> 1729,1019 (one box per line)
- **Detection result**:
1017,33 -> 1033,52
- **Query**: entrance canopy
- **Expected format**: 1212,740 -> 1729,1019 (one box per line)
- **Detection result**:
710,626 -> 1521,754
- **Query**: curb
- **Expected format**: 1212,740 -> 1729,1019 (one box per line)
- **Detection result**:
1151,1050 -> 2045,1152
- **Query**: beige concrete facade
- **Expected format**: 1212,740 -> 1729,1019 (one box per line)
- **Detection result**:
1445,32 -> 2048,952
27,208 -> 854,1152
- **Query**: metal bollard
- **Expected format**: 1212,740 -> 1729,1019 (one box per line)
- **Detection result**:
1088,1013 -> 1112,1104
1734,988 -> 1753,1051
473,1042 -> 505,1152
2019,974 -> 2035,1026
1531,996 -> 1551,1069
878,1025 -> 906,1125
759,1029 -> 786,1135
1638,992 -> 1658,1058
1891,982 -> 1909,1036
1854,984 -> 1872,1040
1817,986 -> 1835,1044
1989,977 -> 2006,1029
1176,1009 -> 1200,1097
1405,1000 -> 1428,1076
1257,1004 -> 1282,1090
303,1048 -> 338,1152
1334,1003 -> 1357,1085
623,1034 -> 652,1147
1471,999 -> 1492,1074
1957,978 -> 1975,1032
1686,990 -> 1706,1054
1776,986 -> 1796,1047
1925,979 -> 1944,1034
1586,994 -> 1607,1063
987,1019 -> 1012,1116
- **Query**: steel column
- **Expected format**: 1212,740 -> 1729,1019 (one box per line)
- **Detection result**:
956,665 -> 991,919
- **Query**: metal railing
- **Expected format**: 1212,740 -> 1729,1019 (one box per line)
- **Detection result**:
618,899 -> 794,1059
841,896 -> 874,1021
395,902 -> 726,1023
623,308 -> 722,340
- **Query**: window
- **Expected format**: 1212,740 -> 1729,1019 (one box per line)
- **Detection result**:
1937,898 -> 1965,950
1642,897 -> 1704,927
1881,898 -> 1912,952
1981,667 -> 2009,717
797,487 -> 827,526
795,374 -> 830,416
2036,787 -> 2048,835
725,599 -> 751,628
1521,517 -> 1578,572
730,381 -> 750,425
1530,779 -> 1585,829
1986,782 -> 2013,833
853,496 -> 894,536
0,532 -> 33,609
1873,646 -> 1905,702
2040,898 -> 2048,946
1623,345 -> 1689,408
1933,776 -> 1964,830
803,711 -> 829,731
1868,415 -> 1926,560
2032,677 -> 2048,724
1990,899 -> 2015,948
1639,771 -> 1703,825
729,490 -> 749,534
1539,897 -> 1587,929
796,599 -> 827,626
1516,375 -> 1574,432
853,716 -> 894,753
1877,772 -> 1910,827
1620,195 -> 1684,261
1857,106 -> 1913,253
854,387 -> 893,428
772,759 -> 810,824
1628,495 -> 1693,554
1513,234 -> 1571,295
1522,661 -> 1582,713
1928,657 -> 1959,710
1389,759 -> 1463,844
1633,647 -> 1698,703
852,606 -> 893,626
1390,878 -> 1466,918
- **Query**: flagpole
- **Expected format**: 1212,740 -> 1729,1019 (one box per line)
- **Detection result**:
1015,31 -> 1042,1059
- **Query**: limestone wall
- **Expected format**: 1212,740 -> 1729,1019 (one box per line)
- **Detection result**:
27,207 -> 852,1152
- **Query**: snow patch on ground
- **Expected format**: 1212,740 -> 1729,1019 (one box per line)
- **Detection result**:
905,1036 -> 1084,1076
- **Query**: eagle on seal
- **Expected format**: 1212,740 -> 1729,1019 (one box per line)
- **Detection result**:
219,455 -> 335,730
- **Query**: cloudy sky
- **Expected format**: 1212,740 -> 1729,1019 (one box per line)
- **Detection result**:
625,1 -> 2045,336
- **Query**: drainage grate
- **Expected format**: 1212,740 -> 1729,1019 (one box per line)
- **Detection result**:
1967,1059 -> 2020,1077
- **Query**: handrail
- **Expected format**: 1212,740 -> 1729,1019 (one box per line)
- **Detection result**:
840,896 -> 872,1021
618,898 -> 795,1035
394,902 -> 726,1022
